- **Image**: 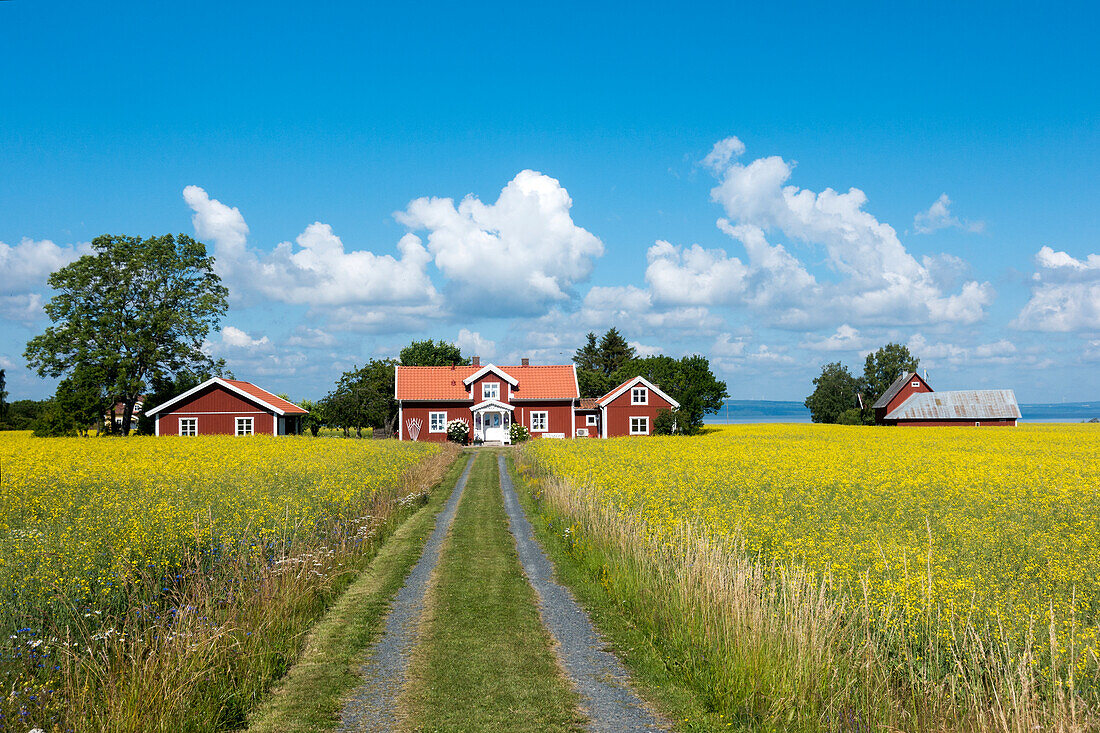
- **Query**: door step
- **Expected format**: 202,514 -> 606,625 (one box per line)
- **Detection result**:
480,441 -> 505,447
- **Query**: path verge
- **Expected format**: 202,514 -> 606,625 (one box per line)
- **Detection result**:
245,453 -> 470,733
497,454 -> 667,733
399,451 -> 584,732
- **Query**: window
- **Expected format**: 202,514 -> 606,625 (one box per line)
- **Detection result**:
531,411 -> 548,432
429,412 -> 447,433
179,417 -> 197,436
631,386 -> 648,404
586,414 -> 597,426
912,381 -> 920,388
630,416 -> 649,435
975,422 -> 981,427
482,382 -> 500,400
235,417 -> 254,436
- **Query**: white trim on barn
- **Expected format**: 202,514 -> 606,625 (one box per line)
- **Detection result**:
597,375 -> 679,409
145,377 -> 295,417
462,364 -> 519,387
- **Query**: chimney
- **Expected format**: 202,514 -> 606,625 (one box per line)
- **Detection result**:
472,356 -> 481,367
521,357 -> 529,366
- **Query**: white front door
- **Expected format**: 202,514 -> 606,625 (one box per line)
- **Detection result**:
483,411 -> 505,442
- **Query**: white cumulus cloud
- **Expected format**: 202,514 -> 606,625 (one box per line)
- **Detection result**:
800,324 -> 868,352
219,326 -> 271,351
1013,246 -> 1100,332
913,193 -> 985,235
395,169 -> 604,314
456,328 -> 497,360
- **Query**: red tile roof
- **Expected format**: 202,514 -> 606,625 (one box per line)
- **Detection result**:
577,398 -> 600,410
396,365 -> 578,401
225,379 -> 309,414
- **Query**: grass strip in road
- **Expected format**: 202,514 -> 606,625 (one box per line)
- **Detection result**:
507,456 -> 737,732
245,453 -> 470,733
400,451 -> 585,732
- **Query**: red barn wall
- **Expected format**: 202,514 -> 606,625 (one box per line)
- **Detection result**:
158,384 -> 276,436
512,402 -> 573,438
574,411 -> 600,437
875,374 -> 934,423
603,388 -> 675,437
400,401 -> 473,442
895,418 -> 1017,427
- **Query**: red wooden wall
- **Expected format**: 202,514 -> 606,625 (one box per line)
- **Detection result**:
157,384 -> 276,436
603,388 -> 675,437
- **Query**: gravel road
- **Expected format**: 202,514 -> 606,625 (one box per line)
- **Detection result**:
337,457 -> 473,733
497,455 -> 667,732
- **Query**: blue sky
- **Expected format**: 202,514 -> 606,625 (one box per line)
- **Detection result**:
2,1 -> 1098,403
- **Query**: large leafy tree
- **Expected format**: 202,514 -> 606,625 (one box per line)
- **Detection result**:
573,328 -> 637,397
611,354 -> 727,434
323,359 -> 398,437
399,339 -> 469,366
804,362 -> 861,424
24,234 -> 228,435
861,343 -> 920,409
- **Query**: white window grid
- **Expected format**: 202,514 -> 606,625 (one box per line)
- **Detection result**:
631,387 -> 648,404
429,412 -> 447,433
482,382 -> 500,400
235,417 -> 254,436
586,414 -> 597,426
530,411 -> 548,432
629,416 -> 649,435
179,417 -> 197,436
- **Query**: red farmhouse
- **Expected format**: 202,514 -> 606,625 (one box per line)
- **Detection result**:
873,372 -> 1020,427
395,359 -> 680,443
145,377 -> 309,436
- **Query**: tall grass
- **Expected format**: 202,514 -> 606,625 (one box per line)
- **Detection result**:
517,457 -> 1096,732
0,436 -> 458,732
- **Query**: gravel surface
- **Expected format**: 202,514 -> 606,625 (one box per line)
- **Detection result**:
497,455 -> 667,732
337,457 -> 473,733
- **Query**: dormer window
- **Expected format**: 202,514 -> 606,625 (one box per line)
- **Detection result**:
632,386 -> 648,404
482,382 -> 500,400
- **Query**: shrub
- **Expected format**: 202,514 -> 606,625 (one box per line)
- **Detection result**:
837,408 -> 863,425
447,419 -> 470,444
653,408 -> 678,435
510,423 -> 530,444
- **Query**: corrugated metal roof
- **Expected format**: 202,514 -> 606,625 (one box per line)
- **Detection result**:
872,372 -> 918,409
885,390 -> 1021,421
395,365 -> 578,401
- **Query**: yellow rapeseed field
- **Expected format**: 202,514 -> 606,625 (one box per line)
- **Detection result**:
525,424 -> 1100,690
0,430 -> 442,728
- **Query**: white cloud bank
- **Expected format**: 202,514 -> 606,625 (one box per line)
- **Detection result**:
1013,246 -> 1100,332
0,238 -> 91,324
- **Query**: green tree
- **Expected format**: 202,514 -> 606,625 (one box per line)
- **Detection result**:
861,343 -> 920,413
573,328 -> 638,397
652,408 -> 677,435
298,399 -> 326,436
24,234 -> 228,436
804,362 -> 861,424
597,327 -> 636,376
325,360 -> 398,437
611,354 -> 727,435
399,339 -> 469,366
3,400 -> 48,430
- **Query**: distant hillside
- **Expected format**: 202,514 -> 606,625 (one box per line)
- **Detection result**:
704,400 -> 1100,424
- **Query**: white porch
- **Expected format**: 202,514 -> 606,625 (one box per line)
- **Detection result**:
471,399 -> 513,444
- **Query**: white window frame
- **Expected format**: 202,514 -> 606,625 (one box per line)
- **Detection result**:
482,382 -> 500,400
428,411 -> 447,433
530,411 -> 548,433
975,421 -> 981,427
629,416 -> 649,435
586,414 -> 597,426
631,386 -> 648,405
235,417 -> 254,436
179,417 -> 197,436
911,381 -> 920,388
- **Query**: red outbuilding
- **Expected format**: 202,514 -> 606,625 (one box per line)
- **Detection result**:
145,377 -> 308,436
596,375 -> 680,438
394,359 -> 681,442
874,371 -> 1020,427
